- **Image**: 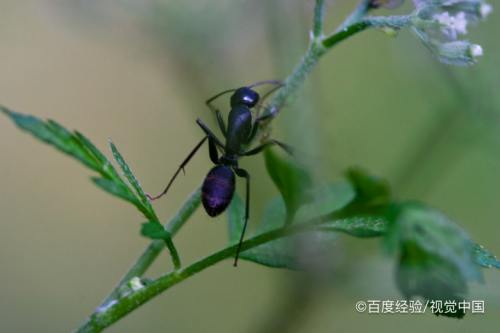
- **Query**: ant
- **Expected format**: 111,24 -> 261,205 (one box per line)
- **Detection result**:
147,80 -> 292,266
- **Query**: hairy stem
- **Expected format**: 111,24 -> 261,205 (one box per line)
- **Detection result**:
312,0 -> 326,38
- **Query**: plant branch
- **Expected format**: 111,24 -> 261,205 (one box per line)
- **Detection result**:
76,210 -> 346,333
100,188 -> 201,306
323,15 -> 412,48
336,0 -> 373,32
262,12 -> 412,121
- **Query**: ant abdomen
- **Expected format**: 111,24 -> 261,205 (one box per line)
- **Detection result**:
201,165 -> 235,217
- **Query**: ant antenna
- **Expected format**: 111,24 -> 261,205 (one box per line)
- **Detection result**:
205,88 -> 238,105
206,80 -> 283,107
247,79 -> 283,89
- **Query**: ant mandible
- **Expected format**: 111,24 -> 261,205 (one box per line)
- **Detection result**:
147,80 -> 292,266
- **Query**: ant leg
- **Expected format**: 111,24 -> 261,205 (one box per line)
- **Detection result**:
147,136 -> 208,201
248,102 -> 282,143
233,167 -> 250,267
208,136 -> 219,164
257,83 -> 283,105
206,88 -> 238,136
243,139 -> 293,156
196,118 -> 225,150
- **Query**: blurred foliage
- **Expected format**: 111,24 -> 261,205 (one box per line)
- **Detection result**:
2,1 -> 500,332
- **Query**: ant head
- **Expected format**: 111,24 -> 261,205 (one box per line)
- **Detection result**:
230,87 -> 260,108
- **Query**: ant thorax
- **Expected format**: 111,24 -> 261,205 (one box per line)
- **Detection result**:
225,105 -> 253,153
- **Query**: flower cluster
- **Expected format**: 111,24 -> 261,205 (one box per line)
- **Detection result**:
410,0 -> 492,65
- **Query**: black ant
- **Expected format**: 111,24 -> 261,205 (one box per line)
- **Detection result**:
147,80 -> 292,266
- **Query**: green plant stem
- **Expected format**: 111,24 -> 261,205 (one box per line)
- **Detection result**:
100,188 -> 201,306
312,0 -> 326,38
76,211 -> 341,333
264,39 -> 324,117
324,15 -> 412,48
336,0 -> 373,32
163,237 -> 181,269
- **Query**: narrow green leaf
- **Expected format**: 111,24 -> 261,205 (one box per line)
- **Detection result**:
473,244 -> 500,269
45,119 -> 74,139
264,148 -> 312,222
1,107 -> 159,219
92,177 -> 138,205
109,141 -> 156,220
141,221 -> 170,240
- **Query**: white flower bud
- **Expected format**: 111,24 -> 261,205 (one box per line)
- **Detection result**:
480,3 -> 493,18
469,44 -> 483,57
435,40 -> 481,65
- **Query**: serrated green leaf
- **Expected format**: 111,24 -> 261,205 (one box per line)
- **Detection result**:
1,106 -> 157,219
92,177 -> 137,204
1,107 -> 98,171
109,141 -> 157,220
141,221 -> 170,240
264,148 -> 312,223
74,131 -> 120,180
473,244 -> 500,269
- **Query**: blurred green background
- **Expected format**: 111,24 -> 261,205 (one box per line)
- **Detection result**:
1,0 -> 499,332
